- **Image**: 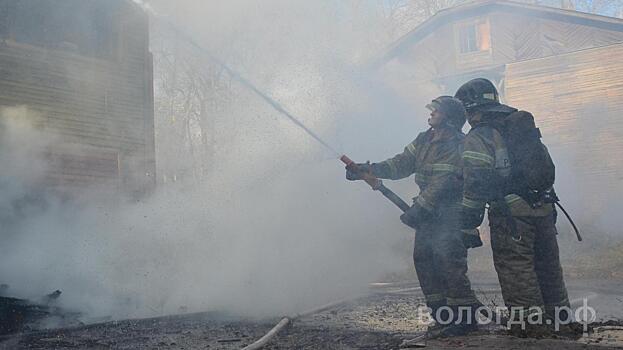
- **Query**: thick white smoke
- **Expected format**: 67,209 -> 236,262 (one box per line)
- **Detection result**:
0,1 -> 423,321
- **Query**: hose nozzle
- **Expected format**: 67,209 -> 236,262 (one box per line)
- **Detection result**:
340,155 -> 381,190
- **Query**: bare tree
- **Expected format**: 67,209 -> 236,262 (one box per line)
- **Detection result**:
369,0 -> 469,40
151,23 -> 234,186
571,0 -> 623,16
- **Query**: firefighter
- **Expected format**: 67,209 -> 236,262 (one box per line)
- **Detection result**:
454,78 -> 570,337
346,96 -> 481,337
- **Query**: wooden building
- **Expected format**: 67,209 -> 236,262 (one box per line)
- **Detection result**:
376,0 -> 623,216
0,0 -> 155,197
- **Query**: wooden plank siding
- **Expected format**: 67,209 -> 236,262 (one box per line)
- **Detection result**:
490,12 -> 623,66
44,148 -> 121,189
381,5 -> 623,90
0,0 -> 155,196
505,43 -> 623,210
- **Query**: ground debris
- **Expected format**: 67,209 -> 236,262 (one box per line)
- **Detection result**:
217,338 -> 242,343
3,282 -> 623,349
400,335 -> 427,348
0,288 -> 81,336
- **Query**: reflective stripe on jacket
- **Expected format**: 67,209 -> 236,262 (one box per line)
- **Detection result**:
370,128 -> 464,211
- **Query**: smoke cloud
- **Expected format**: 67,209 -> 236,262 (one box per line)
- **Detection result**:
0,1 -> 422,322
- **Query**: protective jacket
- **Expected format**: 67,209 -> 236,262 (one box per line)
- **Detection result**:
369,128 -> 464,213
368,127 -> 479,310
461,111 -> 552,217
461,108 -> 569,319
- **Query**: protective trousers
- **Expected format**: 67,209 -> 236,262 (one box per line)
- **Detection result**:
413,214 -> 479,312
489,211 -> 570,319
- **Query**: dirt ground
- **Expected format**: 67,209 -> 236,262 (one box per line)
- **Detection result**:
2,280 -> 622,350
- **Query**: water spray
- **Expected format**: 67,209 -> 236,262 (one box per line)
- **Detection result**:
148,12 -> 410,213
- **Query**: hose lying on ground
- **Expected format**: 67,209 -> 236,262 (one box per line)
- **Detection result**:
241,294 -> 368,350
241,285 -> 507,350
241,317 -> 291,350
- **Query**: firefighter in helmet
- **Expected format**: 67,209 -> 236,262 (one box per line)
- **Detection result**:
346,96 -> 481,337
455,78 -> 570,337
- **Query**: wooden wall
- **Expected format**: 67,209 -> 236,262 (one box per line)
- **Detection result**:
490,12 -> 623,67
0,0 -> 154,196
382,7 -> 623,88
505,43 -> 623,213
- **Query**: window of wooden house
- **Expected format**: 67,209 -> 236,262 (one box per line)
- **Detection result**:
458,20 -> 491,54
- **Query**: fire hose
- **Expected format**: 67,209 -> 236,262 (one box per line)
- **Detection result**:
241,285 -> 509,350
241,294 -> 369,350
242,288 -> 425,350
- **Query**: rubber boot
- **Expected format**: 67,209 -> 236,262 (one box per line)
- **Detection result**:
427,302 -> 450,332
508,311 -> 554,339
429,305 -> 479,338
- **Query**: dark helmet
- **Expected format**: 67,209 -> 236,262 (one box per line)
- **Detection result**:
454,78 -> 500,112
426,96 -> 466,130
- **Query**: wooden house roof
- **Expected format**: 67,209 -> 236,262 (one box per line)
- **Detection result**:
374,0 -> 623,67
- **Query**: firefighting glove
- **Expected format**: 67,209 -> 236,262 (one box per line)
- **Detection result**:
461,229 -> 484,249
460,206 -> 485,230
345,163 -> 371,181
400,201 -> 432,229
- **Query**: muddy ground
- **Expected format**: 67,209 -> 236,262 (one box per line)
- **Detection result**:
2,280 -> 622,350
